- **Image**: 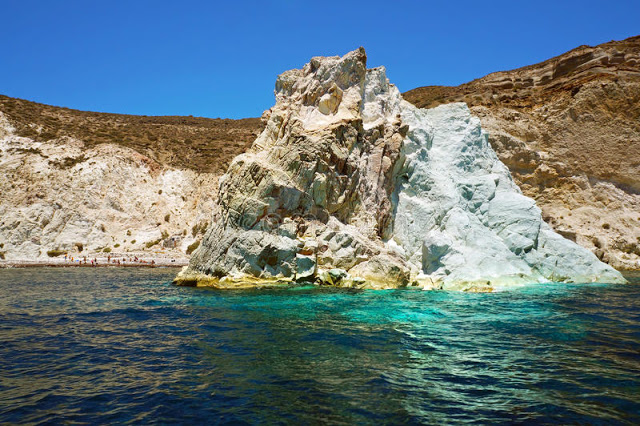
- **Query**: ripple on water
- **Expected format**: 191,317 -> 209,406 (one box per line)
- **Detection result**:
0,267 -> 639,424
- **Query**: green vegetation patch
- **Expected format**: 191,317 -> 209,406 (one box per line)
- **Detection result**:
145,239 -> 161,249
186,240 -> 200,255
191,221 -> 209,237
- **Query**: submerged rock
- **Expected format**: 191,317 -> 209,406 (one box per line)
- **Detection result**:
175,48 -> 626,290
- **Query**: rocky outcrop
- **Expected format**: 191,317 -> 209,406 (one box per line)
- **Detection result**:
181,49 -> 413,289
176,48 -> 625,290
404,35 -> 640,270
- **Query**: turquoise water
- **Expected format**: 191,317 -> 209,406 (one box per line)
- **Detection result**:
1,268 -> 639,424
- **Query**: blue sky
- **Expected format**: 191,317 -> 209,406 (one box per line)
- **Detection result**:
1,0 -> 638,118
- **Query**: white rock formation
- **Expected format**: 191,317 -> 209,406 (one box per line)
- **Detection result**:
0,112 -> 215,261
394,103 -> 624,289
175,48 -> 626,290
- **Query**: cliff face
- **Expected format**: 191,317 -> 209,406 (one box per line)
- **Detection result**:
0,97 -> 261,261
404,36 -> 640,270
182,49 -> 413,288
0,112 -> 214,259
177,48 -> 624,290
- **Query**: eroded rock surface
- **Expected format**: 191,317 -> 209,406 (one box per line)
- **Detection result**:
177,48 -> 625,290
0,112 -> 215,260
405,35 -> 640,270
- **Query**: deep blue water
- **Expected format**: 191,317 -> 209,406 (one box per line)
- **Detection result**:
0,268 -> 639,424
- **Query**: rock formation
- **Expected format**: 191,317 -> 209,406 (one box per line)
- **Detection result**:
0,112 -> 215,260
176,48 -> 625,290
404,35 -> 640,270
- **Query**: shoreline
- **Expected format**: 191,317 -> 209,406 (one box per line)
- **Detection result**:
0,263 -> 187,269
1,261 -> 637,284
0,259 -> 188,269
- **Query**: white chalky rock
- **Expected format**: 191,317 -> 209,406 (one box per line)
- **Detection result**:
393,102 -> 624,289
176,48 -> 626,290
0,112 -> 216,262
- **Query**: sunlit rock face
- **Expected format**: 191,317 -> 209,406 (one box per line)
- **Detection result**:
0,113 -> 213,261
176,48 -> 626,290
394,103 -> 624,289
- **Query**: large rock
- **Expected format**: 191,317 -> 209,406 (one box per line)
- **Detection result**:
176,48 -> 626,290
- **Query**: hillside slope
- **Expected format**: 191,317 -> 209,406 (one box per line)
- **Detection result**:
0,95 -> 262,174
0,99 -> 262,261
405,35 -> 640,270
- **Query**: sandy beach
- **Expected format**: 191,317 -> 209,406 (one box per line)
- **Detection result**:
0,254 -> 189,268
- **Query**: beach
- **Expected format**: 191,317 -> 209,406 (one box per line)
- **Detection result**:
0,253 -> 189,268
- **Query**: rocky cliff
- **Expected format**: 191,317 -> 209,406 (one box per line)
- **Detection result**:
0,99 -> 260,261
176,48 -> 625,290
404,35 -> 640,270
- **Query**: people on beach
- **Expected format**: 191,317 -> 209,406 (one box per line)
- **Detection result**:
55,252 -> 173,267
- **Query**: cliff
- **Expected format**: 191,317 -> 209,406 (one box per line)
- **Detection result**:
404,35 -> 640,270
176,48 -> 624,290
0,99 -> 261,261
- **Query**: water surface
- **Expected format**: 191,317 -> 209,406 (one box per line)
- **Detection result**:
1,268 -> 639,424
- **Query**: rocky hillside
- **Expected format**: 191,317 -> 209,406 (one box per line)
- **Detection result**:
0,95 -> 262,174
405,35 -> 640,270
0,99 -> 261,261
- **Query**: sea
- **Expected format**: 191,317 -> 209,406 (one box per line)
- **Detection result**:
1,267 -> 639,424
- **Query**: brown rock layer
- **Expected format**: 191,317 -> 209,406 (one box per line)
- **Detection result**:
0,95 -> 263,174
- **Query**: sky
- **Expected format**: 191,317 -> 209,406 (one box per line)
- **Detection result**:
1,0 -> 638,119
